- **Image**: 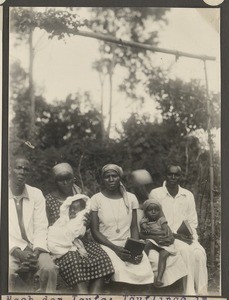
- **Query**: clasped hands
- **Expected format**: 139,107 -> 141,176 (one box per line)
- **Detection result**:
143,228 -> 193,246
113,246 -> 143,264
13,248 -> 43,273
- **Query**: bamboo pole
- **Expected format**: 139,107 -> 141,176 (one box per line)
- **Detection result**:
203,59 -> 215,268
74,30 -> 216,62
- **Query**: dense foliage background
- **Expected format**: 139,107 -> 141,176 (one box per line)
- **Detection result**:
9,7 -> 220,293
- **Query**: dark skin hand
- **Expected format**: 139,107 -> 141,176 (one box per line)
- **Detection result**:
13,248 -> 52,273
113,245 -> 132,261
114,246 -> 143,264
16,262 -> 38,274
12,248 -> 39,272
141,230 -> 192,245
129,209 -> 143,264
83,212 -> 91,229
12,248 -> 37,263
130,254 -> 143,265
12,247 -> 48,264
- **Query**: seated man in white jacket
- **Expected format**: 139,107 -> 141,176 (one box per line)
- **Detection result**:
9,155 -> 58,292
149,163 -> 208,295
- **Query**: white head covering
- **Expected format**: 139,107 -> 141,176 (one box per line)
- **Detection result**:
52,162 -> 73,177
102,164 -> 123,177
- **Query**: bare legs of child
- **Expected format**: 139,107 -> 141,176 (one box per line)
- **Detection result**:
144,240 -> 170,287
144,240 -> 155,256
156,249 -> 170,286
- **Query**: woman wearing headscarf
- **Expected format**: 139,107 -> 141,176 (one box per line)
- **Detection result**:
45,162 -> 82,226
47,194 -> 114,293
91,164 -> 154,285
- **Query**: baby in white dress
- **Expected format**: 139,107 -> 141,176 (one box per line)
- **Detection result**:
48,194 -> 90,258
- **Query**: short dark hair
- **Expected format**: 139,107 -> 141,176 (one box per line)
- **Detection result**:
10,155 -> 30,168
166,163 -> 182,174
71,199 -> 86,210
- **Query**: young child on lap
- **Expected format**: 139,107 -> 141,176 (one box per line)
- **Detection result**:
140,199 -> 176,287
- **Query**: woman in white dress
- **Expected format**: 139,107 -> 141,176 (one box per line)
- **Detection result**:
91,164 -> 154,285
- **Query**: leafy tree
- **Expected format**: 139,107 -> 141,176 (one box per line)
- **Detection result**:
147,75 -> 220,135
9,60 -> 34,145
10,7 -> 85,40
10,7 -> 86,140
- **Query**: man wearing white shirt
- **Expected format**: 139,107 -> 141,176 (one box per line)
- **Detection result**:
9,155 -> 57,292
149,164 -> 208,295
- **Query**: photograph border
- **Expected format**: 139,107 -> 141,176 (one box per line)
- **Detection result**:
1,0 -> 229,298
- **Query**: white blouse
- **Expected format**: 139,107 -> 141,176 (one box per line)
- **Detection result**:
91,192 -> 139,247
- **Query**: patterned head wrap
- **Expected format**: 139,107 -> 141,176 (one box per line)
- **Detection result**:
101,164 -> 130,214
142,198 -> 162,212
52,163 -> 73,178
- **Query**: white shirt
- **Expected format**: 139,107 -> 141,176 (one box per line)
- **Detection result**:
149,182 -> 198,239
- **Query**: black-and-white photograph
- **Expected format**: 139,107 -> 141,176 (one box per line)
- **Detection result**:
8,6 -> 220,296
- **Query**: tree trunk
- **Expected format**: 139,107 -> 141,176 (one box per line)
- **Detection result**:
99,73 -> 106,142
185,139 -> 189,180
29,21 -> 35,142
107,60 -> 114,137
78,153 -> 85,193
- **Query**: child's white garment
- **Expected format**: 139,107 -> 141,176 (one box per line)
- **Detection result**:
48,194 -> 90,258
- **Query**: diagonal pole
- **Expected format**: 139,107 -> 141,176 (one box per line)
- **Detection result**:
203,59 -> 215,269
